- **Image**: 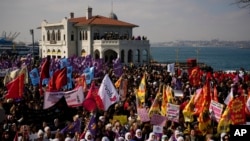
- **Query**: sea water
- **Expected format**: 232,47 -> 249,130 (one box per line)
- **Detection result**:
150,46 -> 250,71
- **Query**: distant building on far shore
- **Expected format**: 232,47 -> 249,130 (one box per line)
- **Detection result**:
38,6 -> 150,64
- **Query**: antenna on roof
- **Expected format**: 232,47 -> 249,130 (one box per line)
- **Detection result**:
111,0 -> 113,13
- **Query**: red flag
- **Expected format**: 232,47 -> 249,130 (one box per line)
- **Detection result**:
47,69 -> 61,91
39,57 -> 51,95
55,67 -> 67,90
188,67 -> 201,87
212,84 -> 219,102
83,82 -> 104,111
5,73 -> 25,99
228,96 -> 246,125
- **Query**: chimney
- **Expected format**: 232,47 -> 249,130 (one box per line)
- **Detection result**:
86,7 -> 92,19
70,12 -> 74,18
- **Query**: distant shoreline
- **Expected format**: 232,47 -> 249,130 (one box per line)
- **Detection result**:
150,40 -> 250,48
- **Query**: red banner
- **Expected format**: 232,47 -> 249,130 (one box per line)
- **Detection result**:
228,96 -> 246,125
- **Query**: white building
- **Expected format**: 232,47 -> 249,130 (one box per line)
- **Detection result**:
39,7 -> 150,64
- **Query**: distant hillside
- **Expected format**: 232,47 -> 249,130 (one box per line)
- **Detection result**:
151,40 -> 250,48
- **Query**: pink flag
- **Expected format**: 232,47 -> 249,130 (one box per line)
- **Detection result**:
98,74 -> 119,111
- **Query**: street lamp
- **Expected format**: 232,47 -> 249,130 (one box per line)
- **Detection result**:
30,29 -> 35,62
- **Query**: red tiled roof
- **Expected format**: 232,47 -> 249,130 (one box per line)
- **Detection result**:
69,15 -> 138,27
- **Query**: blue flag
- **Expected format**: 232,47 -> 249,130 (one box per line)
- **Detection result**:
66,66 -> 73,89
60,58 -> 69,69
29,68 -> 40,86
84,67 -> 94,85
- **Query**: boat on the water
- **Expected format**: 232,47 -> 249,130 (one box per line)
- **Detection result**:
0,31 -> 39,57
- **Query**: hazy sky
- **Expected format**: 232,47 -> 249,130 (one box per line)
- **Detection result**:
1,0 -> 250,44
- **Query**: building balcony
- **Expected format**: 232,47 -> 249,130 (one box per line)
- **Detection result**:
93,39 -> 150,46
39,40 -> 66,46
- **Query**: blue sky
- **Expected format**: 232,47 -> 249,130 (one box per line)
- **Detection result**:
1,0 -> 250,44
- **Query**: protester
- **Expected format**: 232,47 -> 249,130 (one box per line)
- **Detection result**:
0,55 -> 250,141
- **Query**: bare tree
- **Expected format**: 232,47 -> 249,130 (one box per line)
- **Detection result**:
234,0 -> 250,8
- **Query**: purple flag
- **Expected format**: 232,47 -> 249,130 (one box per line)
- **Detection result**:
87,114 -> 97,136
113,58 -> 123,77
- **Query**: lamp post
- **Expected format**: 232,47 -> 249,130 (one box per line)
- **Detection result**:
30,29 -> 34,61
176,48 -> 179,65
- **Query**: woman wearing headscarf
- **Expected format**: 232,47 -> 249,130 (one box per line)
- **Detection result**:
101,136 -> 110,141
83,130 -> 94,141
146,132 -> 157,141
133,129 -> 144,141
104,123 -> 116,141
125,132 -> 133,141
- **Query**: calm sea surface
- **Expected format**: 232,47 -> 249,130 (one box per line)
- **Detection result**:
150,47 -> 250,71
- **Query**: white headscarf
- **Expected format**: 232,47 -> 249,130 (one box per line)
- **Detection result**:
125,132 -> 132,141
101,136 -> 110,141
118,136 -> 125,141
177,136 -> 184,141
135,129 -> 142,139
65,137 -> 73,141
147,132 -> 157,141
84,130 -> 94,141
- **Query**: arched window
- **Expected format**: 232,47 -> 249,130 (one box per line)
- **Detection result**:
84,31 -> 88,40
79,30 -> 82,40
121,50 -> 125,63
81,49 -> 86,57
47,30 -> 50,41
57,30 -> 61,41
71,31 -> 74,41
135,49 -> 140,63
94,30 -> 100,40
52,30 -> 55,41
142,49 -> 148,63
128,50 -> 133,63
82,31 -> 85,40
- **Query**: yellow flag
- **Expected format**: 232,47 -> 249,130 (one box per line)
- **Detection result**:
198,82 -> 212,135
182,95 -> 195,122
217,107 -> 231,134
166,85 -> 174,103
198,108 -> 212,135
148,84 -> 162,117
136,73 -> 146,107
114,76 -> 122,88
160,85 -> 168,116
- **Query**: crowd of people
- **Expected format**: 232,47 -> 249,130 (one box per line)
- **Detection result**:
0,57 -> 250,141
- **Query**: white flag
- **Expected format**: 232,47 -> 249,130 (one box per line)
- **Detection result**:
98,74 -> 119,111
43,86 -> 84,109
167,63 -> 175,74
65,86 -> 84,107
224,88 -> 233,105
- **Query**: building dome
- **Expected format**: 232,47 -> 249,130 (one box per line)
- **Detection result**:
109,12 -> 118,20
